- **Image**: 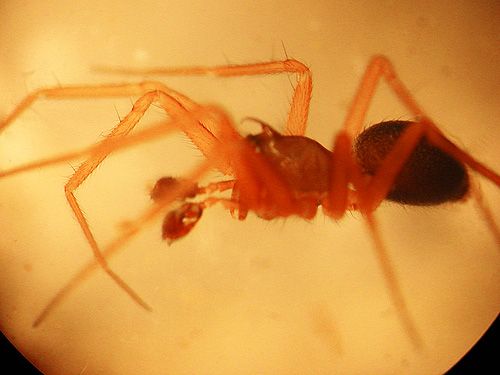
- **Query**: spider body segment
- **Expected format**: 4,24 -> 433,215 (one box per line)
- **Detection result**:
354,120 -> 469,206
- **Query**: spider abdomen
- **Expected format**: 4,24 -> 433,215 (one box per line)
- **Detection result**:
353,120 -> 469,206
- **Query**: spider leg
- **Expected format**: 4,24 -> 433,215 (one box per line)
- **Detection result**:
60,90 -> 194,313
326,124 -> 425,348
0,82 -> 233,174
342,55 -> 426,139
1,81 -> 242,323
342,55 -> 500,213
327,56 -> 433,348
418,119 -> 500,248
469,180 -> 500,250
33,104 -> 289,326
332,56 -> 500,347
362,211 -> 423,348
33,156 -> 214,327
0,81 -> 199,132
0,118 -> 194,179
359,116 -> 500,248
96,60 -> 312,136
351,122 -> 433,349
327,55 -> 430,218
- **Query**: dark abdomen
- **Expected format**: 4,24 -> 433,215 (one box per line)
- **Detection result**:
353,120 -> 469,206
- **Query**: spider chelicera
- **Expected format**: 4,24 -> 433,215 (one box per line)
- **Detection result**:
1,56 -> 499,347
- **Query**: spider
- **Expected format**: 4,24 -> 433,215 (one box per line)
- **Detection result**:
1,56 -> 499,347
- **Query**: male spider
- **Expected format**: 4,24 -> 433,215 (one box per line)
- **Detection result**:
1,56 -> 499,347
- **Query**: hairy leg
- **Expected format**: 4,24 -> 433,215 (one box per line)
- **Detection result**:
0,82 -> 235,319
96,59 -> 313,136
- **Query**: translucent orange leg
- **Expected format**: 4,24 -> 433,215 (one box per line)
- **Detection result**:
62,91 -> 163,312
342,56 -> 500,211
96,59 -> 313,136
330,56 -> 500,348
0,81 -> 228,167
31,105 -> 280,326
0,82 -> 190,133
33,154 -> 215,327
0,116 -> 198,179
341,55 -> 426,139
327,57 -> 433,347
1,59 -> 311,325
1,82 -> 235,317
327,56 -> 428,217
357,120 -> 500,347
325,56 -> 428,347
2,110 -> 218,326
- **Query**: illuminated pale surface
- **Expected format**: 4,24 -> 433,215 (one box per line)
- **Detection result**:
0,1 -> 499,374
